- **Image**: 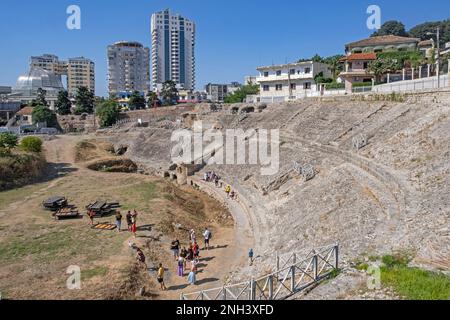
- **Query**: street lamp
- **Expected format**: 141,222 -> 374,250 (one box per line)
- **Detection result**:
427,27 -> 441,88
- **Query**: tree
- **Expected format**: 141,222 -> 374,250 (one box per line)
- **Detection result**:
55,90 -> 72,115
368,58 -> 398,83
314,72 -> 333,85
371,21 -> 408,37
96,100 -> 120,127
32,105 -> 58,128
128,91 -> 146,110
74,86 -> 95,114
224,84 -> 260,103
0,132 -> 18,155
409,20 -> 450,48
147,91 -> 159,108
31,88 -> 48,107
20,136 -> 43,153
323,55 -> 345,80
161,80 -> 179,105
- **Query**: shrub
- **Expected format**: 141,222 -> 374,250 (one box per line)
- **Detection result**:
0,132 -> 18,155
20,136 -> 43,153
96,100 -> 120,127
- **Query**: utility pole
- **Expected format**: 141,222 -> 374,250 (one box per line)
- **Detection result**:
437,27 -> 441,88
427,27 -> 441,88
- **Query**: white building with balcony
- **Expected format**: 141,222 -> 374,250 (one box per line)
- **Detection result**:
256,61 -> 331,103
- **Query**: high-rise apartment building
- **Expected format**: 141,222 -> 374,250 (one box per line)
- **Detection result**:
30,54 -> 67,75
30,54 -> 95,96
67,57 -> 95,96
107,41 -> 150,96
151,9 -> 196,91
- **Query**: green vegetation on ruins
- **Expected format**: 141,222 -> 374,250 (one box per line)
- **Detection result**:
354,253 -> 450,300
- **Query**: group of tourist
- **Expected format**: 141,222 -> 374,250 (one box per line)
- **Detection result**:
115,210 -> 139,236
164,227 -> 213,288
86,207 -> 139,237
203,171 -> 238,200
203,171 -> 221,188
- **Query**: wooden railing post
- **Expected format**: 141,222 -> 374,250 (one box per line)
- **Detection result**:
268,275 -> 274,300
276,252 -> 280,273
334,244 -> 339,270
250,278 -> 256,300
313,254 -> 318,281
290,265 -> 296,292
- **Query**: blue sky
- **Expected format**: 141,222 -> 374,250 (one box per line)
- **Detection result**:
1,0 -> 449,96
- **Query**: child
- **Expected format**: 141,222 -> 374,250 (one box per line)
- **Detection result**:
177,256 -> 184,277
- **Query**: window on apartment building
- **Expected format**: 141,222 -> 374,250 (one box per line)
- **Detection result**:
276,70 -> 282,76
290,83 -> 296,90
363,62 -> 368,69
263,85 -> 270,91
303,82 -> 311,89
290,69 -> 296,75
275,84 -> 283,91
305,67 -> 311,74
264,72 -> 269,77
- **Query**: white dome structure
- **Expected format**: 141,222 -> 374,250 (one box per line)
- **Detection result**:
14,67 -> 64,95
9,67 -> 65,110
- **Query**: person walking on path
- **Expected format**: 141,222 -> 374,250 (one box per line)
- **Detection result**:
157,263 -> 167,290
171,239 -> 180,260
248,248 -> 254,266
180,247 -> 188,269
203,228 -> 212,250
131,210 -> 138,237
189,229 -> 196,244
225,185 -> 231,198
115,211 -> 122,232
126,211 -> 132,231
136,248 -> 147,269
193,242 -> 200,259
188,260 -> 198,285
177,256 -> 184,277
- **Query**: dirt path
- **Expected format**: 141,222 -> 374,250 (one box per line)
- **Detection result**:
156,178 -> 254,299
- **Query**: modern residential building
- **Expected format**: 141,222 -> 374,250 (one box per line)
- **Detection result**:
204,82 -> 242,102
205,83 -> 228,102
30,54 -> 67,75
30,54 -> 95,96
67,57 -> 95,96
244,76 -> 259,85
256,61 -> 331,103
151,9 -> 196,91
107,41 -> 150,96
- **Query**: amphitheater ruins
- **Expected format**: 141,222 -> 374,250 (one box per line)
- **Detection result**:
101,89 -> 450,299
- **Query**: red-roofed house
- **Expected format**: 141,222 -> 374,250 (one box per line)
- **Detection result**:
15,106 -> 34,125
339,35 -> 422,93
339,53 -> 377,92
